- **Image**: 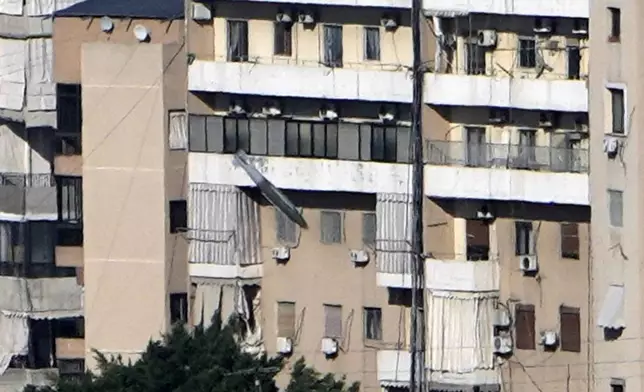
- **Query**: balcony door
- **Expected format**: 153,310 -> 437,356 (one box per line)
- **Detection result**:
517,129 -> 536,169
465,127 -> 486,167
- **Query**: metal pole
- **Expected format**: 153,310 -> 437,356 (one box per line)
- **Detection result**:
409,0 -> 425,388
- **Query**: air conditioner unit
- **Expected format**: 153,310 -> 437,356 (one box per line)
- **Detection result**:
572,18 -> 588,35
276,12 -> 293,23
538,112 -> 557,128
298,12 -> 315,25
540,331 -> 558,347
477,30 -> 497,47
534,17 -> 554,34
229,103 -> 246,115
276,337 -> 293,354
321,337 -> 338,355
319,108 -> 338,121
493,309 -> 511,328
380,16 -> 398,30
603,136 -> 619,156
349,249 -> 369,264
488,108 -> 508,124
272,247 -> 290,261
519,255 -> 538,273
492,335 -> 513,355
191,3 -> 212,21
262,105 -> 282,117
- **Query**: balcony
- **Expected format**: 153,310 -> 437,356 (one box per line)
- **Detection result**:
376,258 -> 500,292
424,72 -> 588,112
188,59 -> 413,103
377,350 -> 411,388
422,0 -> 588,18
424,140 -> 589,205
0,173 -> 58,221
0,276 -> 83,318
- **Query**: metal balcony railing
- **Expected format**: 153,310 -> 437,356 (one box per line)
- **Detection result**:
426,140 -> 589,173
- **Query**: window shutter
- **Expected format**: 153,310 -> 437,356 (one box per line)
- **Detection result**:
324,304 -> 342,338
277,302 -> 296,338
321,211 -> 343,244
560,306 -> 581,352
362,212 -> 376,248
560,223 -> 579,258
515,304 -> 535,350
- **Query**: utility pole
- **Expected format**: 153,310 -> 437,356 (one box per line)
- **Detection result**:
409,0 -> 425,388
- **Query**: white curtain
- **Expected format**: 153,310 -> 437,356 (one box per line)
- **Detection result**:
0,0 -> 22,15
376,193 -> 412,274
191,282 -> 236,328
0,38 -> 26,111
0,314 -> 28,375
26,38 -> 55,111
427,291 -> 495,373
240,287 -> 264,356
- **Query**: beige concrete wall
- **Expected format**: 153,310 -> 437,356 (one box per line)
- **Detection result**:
206,3 -> 411,70
589,0 -> 644,389
81,41 -> 185,368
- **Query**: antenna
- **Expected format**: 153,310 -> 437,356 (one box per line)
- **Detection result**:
133,24 -> 150,42
233,151 -> 307,229
100,16 -> 114,33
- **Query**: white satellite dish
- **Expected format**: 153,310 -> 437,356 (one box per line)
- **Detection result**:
99,16 -> 114,32
133,24 -> 150,42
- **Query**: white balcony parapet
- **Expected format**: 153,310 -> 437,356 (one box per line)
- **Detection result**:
189,60 -> 413,103
425,74 -> 588,112
249,0 -> 410,7
189,263 -> 263,279
376,258 -> 500,291
189,153 -> 589,206
377,350 -> 411,387
422,0 -> 588,18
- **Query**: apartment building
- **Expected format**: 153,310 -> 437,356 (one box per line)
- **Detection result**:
589,1 -> 639,391
0,0 -> 86,390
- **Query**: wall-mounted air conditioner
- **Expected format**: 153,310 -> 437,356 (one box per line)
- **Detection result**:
191,3 -> 212,21
477,30 -> 497,47
603,136 -> 619,157
298,12 -> 315,25
540,331 -> 558,347
349,250 -> 369,264
493,309 -> 511,328
276,337 -> 293,354
272,247 -> 290,261
276,12 -> 292,24
492,335 -> 512,354
321,337 -> 338,356
572,18 -> 588,35
519,255 -> 538,273
380,16 -> 398,30
534,17 -> 554,34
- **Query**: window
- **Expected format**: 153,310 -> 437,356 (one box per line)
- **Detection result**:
371,125 -> 397,162
515,304 -> 535,350
609,88 -> 625,134
363,307 -> 382,340
466,219 -> 489,261
170,293 -> 188,324
465,39 -> 486,75
29,222 -> 55,265
169,200 -> 187,234
517,129 -> 537,168
559,306 -> 581,352
611,378 -> 625,392
276,208 -> 298,245
57,227 -> 83,247
57,359 -> 85,381
465,127 -> 486,166
323,25 -> 343,67
274,22 -> 292,56
608,190 -> 623,227
515,221 -> 533,255
227,20 -> 248,62
364,27 -> 380,61
561,223 -> 579,259
56,176 -> 83,224
362,212 -> 376,248
324,304 -> 342,338
277,301 -> 296,338
54,318 -> 84,338
285,121 -> 338,158
56,84 -> 82,155
518,37 -> 537,68
320,211 -> 343,244
608,7 -> 621,42
223,117 -> 251,153
169,111 -> 188,150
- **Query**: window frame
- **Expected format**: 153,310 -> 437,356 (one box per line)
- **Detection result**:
56,176 -> 83,224
515,221 -> 534,256
514,303 -> 536,350
559,306 -> 581,352
323,304 -> 343,339
363,26 -> 381,61
607,84 -> 626,135
275,208 -> 299,246
560,222 -> 580,259
169,292 -> 188,324
168,110 -> 188,151
363,307 -> 383,341
322,24 -> 343,68
517,36 -> 537,68
274,22 -> 293,56
320,210 -> 344,244
608,189 -> 623,228
277,301 -> 296,338
226,19 -> 249,62
608,7 -> 621,42
362,212 -> 376,248
169,200 -> 188,234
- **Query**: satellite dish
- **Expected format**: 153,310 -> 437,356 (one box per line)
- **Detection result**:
133,24 -> 150,42
233,151 -> 307,229
99,16 -> 114,32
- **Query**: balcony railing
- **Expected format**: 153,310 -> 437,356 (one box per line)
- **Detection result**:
426,140 -> 588,173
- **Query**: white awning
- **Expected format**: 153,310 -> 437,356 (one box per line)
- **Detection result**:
422,9 -> 469,16
597,285 -> 625,329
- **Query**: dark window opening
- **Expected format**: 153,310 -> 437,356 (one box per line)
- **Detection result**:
609,88 -> 625,134
559,306 -> 581,352
371,125 -> 397,162
465,40 -> 486,75
58,359 -> 85,381
608,7 -> 621,42
56,84 -> 82,155
466,219 -> 489,261
285,121 -> 338,159
465,127 -> 486,166
364,27 -> 380,61
567,45 -> 581,80
515,221 -> 533,256
363,307 -> 382,340
515,304 -> 536,350
323,25 -> 343,67
170,293 -> 188,324
561,222 -> 579,259
169,200 -> 187,234
56,176 -> 83,224
518,37 -> 537,68
227,20 -> 249,62
362,212 -> 376,248
274,22 -> 292,56
54,318 -> 85,339
57,227 -> 83,247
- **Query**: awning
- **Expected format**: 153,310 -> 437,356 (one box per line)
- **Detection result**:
422,9 -> 469,17
597,285 -> 625,329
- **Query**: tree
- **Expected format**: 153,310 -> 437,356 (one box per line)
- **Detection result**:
25,312 -> 360,392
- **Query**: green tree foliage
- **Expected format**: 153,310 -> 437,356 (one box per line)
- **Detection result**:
24,312 -> 360,392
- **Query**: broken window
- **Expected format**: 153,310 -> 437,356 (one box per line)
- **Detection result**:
518,37 -> 537,68
466,219 -> 489,261
560,222 -> 580,259
320,211 -> 343,244
274,22 -> 292,56
362,212 -> 376,248
364,27 -> 380,61
515,221 -> 534,256
227,20 -> 249,62
324,304 -> 342,338
363,307 -> 382,340
277,301 -> 296,338
515,304 -> 535,350
560,306 -> 581,352
276,208 -> 298,245
323,25 -> 343,67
